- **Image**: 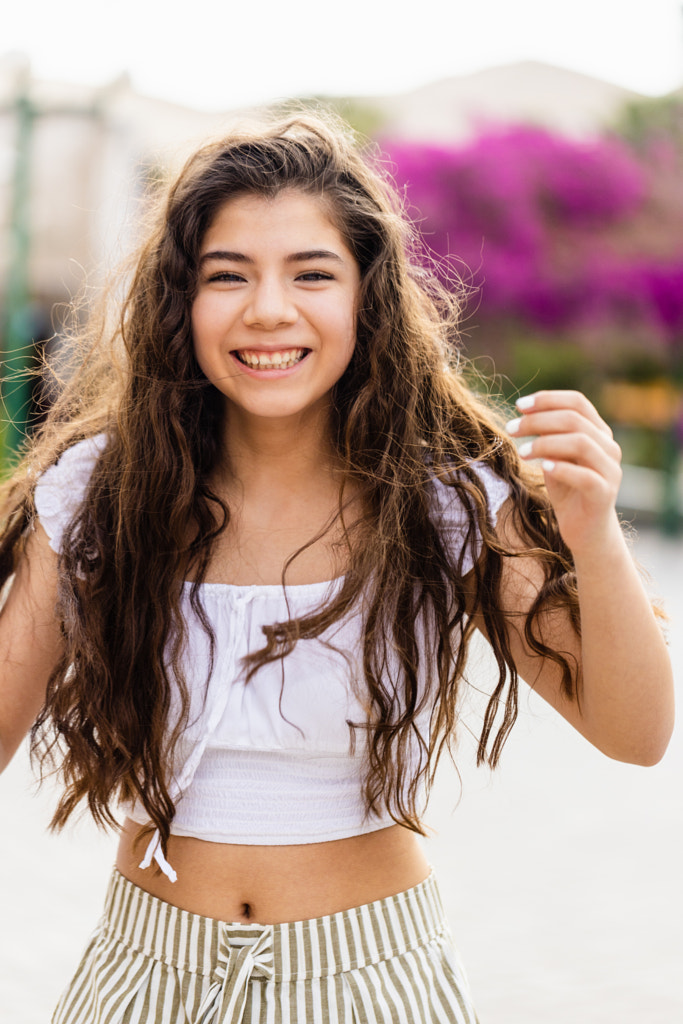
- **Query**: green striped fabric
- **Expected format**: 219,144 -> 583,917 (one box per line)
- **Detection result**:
53,869 -> 479,1023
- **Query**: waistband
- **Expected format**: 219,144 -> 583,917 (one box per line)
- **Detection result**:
101,867 -> 450,984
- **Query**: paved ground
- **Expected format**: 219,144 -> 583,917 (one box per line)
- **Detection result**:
1,527 -> 681,1023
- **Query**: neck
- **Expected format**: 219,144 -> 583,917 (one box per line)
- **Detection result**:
219,405 -> 341,496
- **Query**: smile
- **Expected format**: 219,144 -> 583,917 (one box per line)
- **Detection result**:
233,348 -> 309,370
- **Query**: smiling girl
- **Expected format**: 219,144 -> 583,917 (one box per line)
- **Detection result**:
0,113 -> 674,1023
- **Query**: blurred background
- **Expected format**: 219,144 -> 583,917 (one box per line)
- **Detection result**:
4,0 -> 683,527
1,2 -> 682,1022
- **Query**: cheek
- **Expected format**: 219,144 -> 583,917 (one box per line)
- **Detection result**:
190,300 -> 203,348
335,298 -> 358,353
327,317 -> 356,374
190,297 -> 230,369
190,295 -> 214,341
344,309 -> 358,361
190,302 -> 219,378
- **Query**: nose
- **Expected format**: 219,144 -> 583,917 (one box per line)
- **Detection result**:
242,277 -> 298,330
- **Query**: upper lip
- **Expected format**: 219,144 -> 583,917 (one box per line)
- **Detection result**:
230,345 -> 310,353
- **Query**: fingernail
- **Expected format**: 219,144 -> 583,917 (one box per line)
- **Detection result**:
506,418 -> 521,434
518,441 -> 533,458
542,460 -> 555,472
516,394 -> 536,411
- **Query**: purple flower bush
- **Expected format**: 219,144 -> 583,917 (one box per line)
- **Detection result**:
386,127 -> 683,358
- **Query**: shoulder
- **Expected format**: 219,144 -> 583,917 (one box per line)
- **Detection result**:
428,460 -> 512,575
34,434 -> 108,554
429,460 -> 511,529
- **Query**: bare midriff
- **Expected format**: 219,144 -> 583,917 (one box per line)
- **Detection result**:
116,819 -> 430,925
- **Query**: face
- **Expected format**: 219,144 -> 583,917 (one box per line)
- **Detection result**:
191,190 -> 361,432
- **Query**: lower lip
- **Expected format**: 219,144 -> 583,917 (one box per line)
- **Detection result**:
229,351 -> 311,379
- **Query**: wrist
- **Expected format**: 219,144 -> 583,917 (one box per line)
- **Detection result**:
567,513 -> 627,571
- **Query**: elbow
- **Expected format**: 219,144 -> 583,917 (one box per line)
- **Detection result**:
0,733 -> 22,775
638,699 -> 676,766
620,748 -> 669,768
590,674 -> 676,767
605,722 -> 675,768
630,733 -> 674,767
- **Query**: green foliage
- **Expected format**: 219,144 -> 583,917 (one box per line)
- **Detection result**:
505,337 -> 600,401
613,94 -> 683,153
297,95 -> 387,141
612,348 -> 674,385
616,424 -> 669,471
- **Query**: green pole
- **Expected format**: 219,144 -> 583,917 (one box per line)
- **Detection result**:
660,424 -> 681,535
2,86 -> 34,464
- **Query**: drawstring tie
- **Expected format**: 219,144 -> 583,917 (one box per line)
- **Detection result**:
195,923 -> 275,1023
138,830 -> 178,883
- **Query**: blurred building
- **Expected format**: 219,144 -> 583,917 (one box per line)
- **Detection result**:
355,60 -> 641,143
0,54 -> 645,325
0,53 -> 238,326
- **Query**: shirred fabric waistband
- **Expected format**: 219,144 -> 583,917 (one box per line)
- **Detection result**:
101,867 -> 451,983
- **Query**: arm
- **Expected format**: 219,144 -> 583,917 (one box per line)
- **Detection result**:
0,523 -> 64,773
472,390 -> 674,766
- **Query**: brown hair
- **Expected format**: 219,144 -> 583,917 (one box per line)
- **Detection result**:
0,110 -> 579,851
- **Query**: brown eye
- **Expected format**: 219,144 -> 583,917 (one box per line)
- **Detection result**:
208,271 -> 245,283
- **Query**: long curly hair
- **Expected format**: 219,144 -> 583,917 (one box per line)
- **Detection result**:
0,110 -> 579,852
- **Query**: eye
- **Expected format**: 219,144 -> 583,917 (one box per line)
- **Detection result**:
206,271 -> 246,283
296,271 -> 334,282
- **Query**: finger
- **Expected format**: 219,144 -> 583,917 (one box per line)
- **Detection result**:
538,459 -> 619,503
507,408 -> 618,450
514,390 -> 612,437
518,433 -> 623,488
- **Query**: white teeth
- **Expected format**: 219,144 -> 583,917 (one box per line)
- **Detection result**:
237,348 -> 306,369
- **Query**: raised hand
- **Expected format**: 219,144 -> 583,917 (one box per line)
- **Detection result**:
506,390 -> 623,556
502,389 -> 673,766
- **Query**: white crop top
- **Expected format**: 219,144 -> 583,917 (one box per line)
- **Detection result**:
34,435 -> 510,881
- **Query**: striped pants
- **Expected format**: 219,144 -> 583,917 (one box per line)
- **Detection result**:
53,868 -> 480,1023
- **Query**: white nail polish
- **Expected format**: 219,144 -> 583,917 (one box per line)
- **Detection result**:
518,442 -> 533,457
516,395 -> 536,411
506,418 -> 521,434
542,460 -> 555,472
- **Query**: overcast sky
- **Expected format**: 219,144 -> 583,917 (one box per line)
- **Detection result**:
4,0 -> 683,110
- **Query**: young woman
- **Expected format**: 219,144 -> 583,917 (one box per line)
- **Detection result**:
0,112 -> 674,1023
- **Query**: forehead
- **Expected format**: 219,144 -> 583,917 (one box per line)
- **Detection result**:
200,190 -> 350,253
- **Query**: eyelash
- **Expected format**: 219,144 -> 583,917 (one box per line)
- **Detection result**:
297,271 -> 334,282
207,272 -> 245,283
205,271 -> 334,284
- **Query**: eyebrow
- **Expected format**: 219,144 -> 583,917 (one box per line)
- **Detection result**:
199,248 -> 345,266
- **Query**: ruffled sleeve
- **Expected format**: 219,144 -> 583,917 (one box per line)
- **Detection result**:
34,434 -> 108,554
430,462 -> 511,576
